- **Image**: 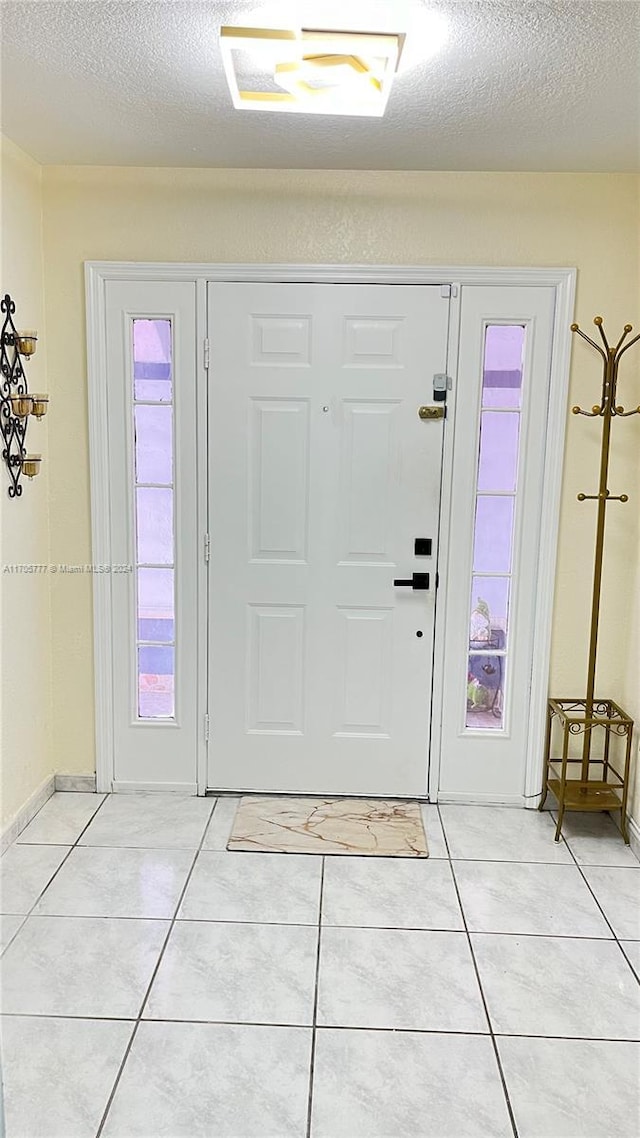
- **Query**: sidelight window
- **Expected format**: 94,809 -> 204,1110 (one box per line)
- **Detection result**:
466,325 -> 526,730
132,319 -> 175,719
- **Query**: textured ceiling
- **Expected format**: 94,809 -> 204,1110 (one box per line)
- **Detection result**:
1,0 -> 639,171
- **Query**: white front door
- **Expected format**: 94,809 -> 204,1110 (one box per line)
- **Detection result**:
207,283 -> 450,796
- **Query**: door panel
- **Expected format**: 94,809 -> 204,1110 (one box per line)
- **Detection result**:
247,604 -> 306,733
335,607 -> 393,736
338,401 -> 400,562
207,283 -> 449,796
249,398 -> 310,561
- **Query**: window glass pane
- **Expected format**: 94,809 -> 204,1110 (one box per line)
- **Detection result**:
477,412 -> 520,492
136,487 -> 173,565
467,654 -> 505,730
467,325 -> 525,731
482,325 -> 525,409
132,319 -> 176,722
472,497 -> 514,574
469,577 -> 510,649
134,405 -> 173,485
134,319 -> 172,402
138,568 -> 174,642
138,645 -> 175,719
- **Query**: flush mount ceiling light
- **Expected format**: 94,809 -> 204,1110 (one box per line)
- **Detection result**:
219,26 -> 403,116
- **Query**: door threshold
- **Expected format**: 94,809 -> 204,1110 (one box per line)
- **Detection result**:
206,788 -> 431,803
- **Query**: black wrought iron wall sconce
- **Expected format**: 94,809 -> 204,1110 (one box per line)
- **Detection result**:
1,293 -> 49,498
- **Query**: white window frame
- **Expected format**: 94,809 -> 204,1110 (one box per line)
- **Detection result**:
86,263 -> 575,800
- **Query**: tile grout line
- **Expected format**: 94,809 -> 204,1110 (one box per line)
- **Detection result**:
552,812 -> 640,974
94,796 -> 217,1138
305,855 -> 325,1138
17,790 -> 107,839
0,793 -> 112,956
618,943 -> 640,984
3,1008 -> 639,1045
6,910 -> 629,942
15,841 -> 230,852
549,808 -> 638,857
200,795 -> 221,846
13,837 -> 640,869
437,804 -> 520,1138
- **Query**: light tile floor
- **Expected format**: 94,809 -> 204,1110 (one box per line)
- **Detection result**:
1,792 -> 639,1138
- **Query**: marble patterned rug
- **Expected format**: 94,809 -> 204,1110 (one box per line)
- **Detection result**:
227,797 -> 429,857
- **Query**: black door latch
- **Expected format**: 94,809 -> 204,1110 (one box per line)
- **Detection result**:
393,572 -> 430,591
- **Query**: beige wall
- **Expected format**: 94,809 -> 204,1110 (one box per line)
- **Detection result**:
626,177 -> 640,816
38,166 -> 640,815
1,137 -> 53,827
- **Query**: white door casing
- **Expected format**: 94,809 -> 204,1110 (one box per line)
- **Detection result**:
206,283 -> 450,796
87,263 -> 575,800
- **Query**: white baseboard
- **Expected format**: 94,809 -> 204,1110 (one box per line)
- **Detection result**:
1,773 -> 56,852
54,773 -> 97,793
436,792 -> 525,806
111,780 -> 198,794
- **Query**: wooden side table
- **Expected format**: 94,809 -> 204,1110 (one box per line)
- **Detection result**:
539,698 -> 633,842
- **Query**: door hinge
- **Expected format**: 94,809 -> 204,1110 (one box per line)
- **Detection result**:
203,337 -> 210,370
204,713 -> 210,743
204,532 -> 211,563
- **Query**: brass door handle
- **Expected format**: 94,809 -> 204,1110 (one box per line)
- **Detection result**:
418,405 -> 445,420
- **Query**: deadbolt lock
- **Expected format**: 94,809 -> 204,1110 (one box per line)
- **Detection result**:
418,405 -> 446,421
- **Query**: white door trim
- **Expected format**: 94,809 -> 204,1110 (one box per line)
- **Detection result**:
86,262 -> 575,798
